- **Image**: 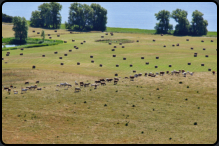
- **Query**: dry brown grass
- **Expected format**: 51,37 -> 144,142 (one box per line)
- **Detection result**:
2,68 -> 217,144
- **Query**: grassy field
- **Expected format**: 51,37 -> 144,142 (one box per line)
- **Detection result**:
2,23 -> 217,144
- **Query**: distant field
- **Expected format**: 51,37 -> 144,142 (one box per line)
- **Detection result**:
106,27 -> 217,37
11,21 -> 217,37
2,23 -> 217,144
106,27 -> 156,34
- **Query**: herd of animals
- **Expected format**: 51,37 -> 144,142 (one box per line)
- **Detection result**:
2,32 -> 217,94
2,69 -> 216,94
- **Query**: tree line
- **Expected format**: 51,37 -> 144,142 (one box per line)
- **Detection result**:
154,9 -> 208,36
5,3 -> 210,43
30,2 -> 62,29
30,2 -> 107,31
2,13 -> 13,23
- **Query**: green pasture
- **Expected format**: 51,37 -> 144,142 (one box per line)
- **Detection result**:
2,30 -> 217,77
2,24 -> 217,144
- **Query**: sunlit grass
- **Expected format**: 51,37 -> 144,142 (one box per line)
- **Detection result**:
2,24 -> 217,144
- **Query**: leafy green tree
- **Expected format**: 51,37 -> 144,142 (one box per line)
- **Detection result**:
190,10 -> 208,36
12,16 -> 28,42
30,2 -> 62,29
30,10 -> 41,27
68,2 -> 93,31
90,3 -> 107,31
171,9 -> 190,35
41,30 -> 45,42
50,2 -> 62,29
154,10 -> 173,34
38,3 -> 52,28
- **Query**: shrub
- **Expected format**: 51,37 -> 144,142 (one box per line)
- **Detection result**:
187,86 -> 189,88
104,104 -> 107,106
38,40 -> 44,44
194,122 -> 197,125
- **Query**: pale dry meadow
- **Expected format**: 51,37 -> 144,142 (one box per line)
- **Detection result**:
2,23 -> 217,144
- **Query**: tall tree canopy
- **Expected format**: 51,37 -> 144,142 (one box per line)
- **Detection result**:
67,2 -> 107,31
50,2 -> 62,29
68,3 -> 93,31
190,10 -> 208,36
30,10 -> 41,27
30,2 -> 62,29
90,3 -> 107,31
171,9 -> 190,35
12,16 -> 28,42
154,10 -> 173,34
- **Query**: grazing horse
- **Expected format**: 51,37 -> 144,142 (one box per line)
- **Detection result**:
29,84 -> 37,90
60,82 -> 68,86
160,72 -> 165,76
114,78 -> 119,81
95,80 -> 101,83
101,82 -> 106,86
138,73 -> 142,76
36,81 -> 40,84
25,82 -> 29,85
114,80 -> 118,85
84,83 -> 90,87
130,76 -> 134,81
13,90 -> 18,94
67,84 -> 72,87
148,72 -> 153,76
75,87 -> 81,92
175,71 -> 180,75
189,72 -> 194,76
21,87 -> 28,92
134,74 -> 138,78
80,82 -> 84,87
91,83 -> 98,87
99,79 -> 105,82
3,86 -> 9,90
106,78 -> 113,82
212,71 -> 215,75
144,73 -> 148,77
